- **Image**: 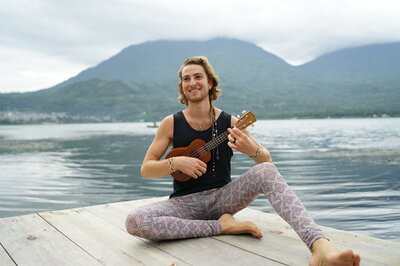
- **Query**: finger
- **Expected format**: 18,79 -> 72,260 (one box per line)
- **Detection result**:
232,127 -> 245,137
197,159 -> 207,168
229,135 -> 238,145
195,169 -> 204,176
227,141 -> 236,149
228,128 -> 237,138
200,165 -> 207,174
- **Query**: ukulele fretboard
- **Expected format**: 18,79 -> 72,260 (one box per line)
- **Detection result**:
204,131 -> 230,151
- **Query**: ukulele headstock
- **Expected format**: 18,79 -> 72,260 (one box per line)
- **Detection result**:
235,111 -> 256,130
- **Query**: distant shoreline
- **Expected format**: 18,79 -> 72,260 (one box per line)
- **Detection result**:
1,115 -> 398,126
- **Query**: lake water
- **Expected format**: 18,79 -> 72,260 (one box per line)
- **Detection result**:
0,118 -> 399,243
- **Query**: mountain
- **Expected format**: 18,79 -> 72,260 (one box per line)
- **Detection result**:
299,42 -> 400,83
297,42 -> 400,116
1,38 -> 399,122
60,38 -> 293,86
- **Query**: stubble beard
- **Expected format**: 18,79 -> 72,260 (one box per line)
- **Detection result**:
185,90 -> 210,104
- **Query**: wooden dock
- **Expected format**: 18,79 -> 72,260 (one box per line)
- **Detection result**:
1,197 -> 399,266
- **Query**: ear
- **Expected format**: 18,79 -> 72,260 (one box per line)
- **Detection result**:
208,79 -> 213,90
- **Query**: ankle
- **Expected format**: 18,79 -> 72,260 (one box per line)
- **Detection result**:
311,238 -> 335,254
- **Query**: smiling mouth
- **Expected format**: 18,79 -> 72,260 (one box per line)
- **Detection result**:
189,88 -> 201,93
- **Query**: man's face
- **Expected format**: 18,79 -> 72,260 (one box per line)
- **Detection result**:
181,64 -> 213,104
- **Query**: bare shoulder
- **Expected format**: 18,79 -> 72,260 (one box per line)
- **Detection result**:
157,115 -> 173,140
160,115 -> 173,128
143,115 -> 174,161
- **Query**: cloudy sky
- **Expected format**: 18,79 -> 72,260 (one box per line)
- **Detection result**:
1,0 -> 400,93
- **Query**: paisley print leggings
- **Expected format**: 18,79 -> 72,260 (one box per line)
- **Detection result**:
125,162 -> 326,248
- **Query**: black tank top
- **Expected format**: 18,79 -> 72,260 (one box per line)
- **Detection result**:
170,110 -> 233,198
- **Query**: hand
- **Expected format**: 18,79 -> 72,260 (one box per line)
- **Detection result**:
227,127 -> 258,156
173,156 -> 207,179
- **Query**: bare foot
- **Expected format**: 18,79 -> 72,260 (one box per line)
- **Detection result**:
218,213 -> 263,239
309,238 -> 361,266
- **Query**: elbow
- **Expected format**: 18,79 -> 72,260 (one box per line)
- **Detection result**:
140,164 -> 150,178
267,152 -> 273,162
264,149 -> 272,162
140,162 -> 158,178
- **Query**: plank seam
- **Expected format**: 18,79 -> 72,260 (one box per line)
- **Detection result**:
36,212 -> 104,266
0,242 -> 17,266
210,237 -> 289,266
83,206 -> 193,265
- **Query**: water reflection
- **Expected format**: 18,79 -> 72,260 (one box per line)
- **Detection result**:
0,118 -> 399,243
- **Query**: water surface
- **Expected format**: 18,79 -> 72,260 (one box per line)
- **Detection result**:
0,118 -> 399,243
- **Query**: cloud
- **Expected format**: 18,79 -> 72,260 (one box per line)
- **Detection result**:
1,0 -> 400,92
0,47 -> 85,92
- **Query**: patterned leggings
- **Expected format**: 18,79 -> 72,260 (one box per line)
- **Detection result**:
125,162 -> 326,248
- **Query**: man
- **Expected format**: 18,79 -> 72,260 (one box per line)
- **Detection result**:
126,56 -> 361,266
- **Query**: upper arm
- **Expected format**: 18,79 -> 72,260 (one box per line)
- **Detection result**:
142,115 -> 173,163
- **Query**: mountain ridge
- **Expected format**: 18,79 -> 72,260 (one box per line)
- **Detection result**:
1,38 -> 399,122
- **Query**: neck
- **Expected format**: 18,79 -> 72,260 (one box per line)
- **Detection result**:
186,100 -> 212,119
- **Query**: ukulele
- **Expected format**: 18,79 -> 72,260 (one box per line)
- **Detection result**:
166,111 -> 256,182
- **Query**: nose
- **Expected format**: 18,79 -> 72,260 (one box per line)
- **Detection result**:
189,78 -> 197,87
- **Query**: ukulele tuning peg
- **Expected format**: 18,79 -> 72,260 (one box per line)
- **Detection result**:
251,124 -> 255,127
236,114 -> 240,118
242,110 -> 247,114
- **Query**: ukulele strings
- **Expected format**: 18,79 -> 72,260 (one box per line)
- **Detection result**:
188,130 -> 230,158
188,118 -> 249,159
186,113 -> 253,159
189,122 -> 248,158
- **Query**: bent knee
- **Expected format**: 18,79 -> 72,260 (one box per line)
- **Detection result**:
252,162 -> 277,173
251,162 -> 282,181
125,211 -> 153,238
125,212 -> 140,235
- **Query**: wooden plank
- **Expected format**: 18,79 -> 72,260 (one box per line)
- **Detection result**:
213,232 -> 310,265
147,236 -> 283,266
0,214 -> 100,266
0,244 -> 16,266
214,207 -> 311,265
233,208 -> 300,240
3,197 -> 396,266
1,196 -> 399,266
103,200 -> 309,264
86,199 -> 283,265
39,208 -> 187,266
233,208 -> 400,266
84,197 -> 167,230
88,198 -> 400,265
318,226 -> 400,266
85,198 -> 156,224
124,196 -> 169,207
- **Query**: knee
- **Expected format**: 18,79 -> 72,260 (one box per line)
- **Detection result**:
125,211 -> 140,235
254,161 -> 276,170
252,162 -> 277,173
251,162 -> 281,182
125,210 -> 152,238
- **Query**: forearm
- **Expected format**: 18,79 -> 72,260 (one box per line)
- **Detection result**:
245,134 -> 272,164
250,146 -> 272,164
140,159 -> 172,178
